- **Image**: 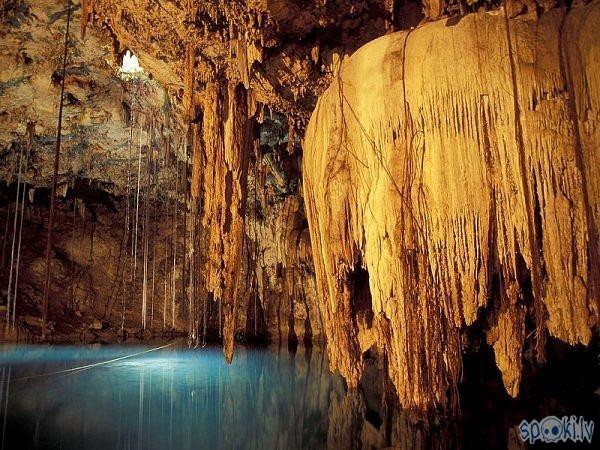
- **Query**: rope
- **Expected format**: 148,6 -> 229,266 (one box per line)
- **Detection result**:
41,0 -> 73,338
0,342 -> 176,384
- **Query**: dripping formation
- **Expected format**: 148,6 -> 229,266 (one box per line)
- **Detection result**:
303,3 -> 600,410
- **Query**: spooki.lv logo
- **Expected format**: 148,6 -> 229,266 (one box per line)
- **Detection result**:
518,416 -> 594,444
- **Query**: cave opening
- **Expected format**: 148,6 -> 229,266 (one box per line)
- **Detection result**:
120,50 -> 143,75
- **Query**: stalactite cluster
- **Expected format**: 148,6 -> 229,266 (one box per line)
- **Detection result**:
241,130 -> 321,347
187,80 -> 252,359
303,3 -> 599,411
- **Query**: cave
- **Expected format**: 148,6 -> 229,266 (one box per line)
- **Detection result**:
0,0 -> 598,449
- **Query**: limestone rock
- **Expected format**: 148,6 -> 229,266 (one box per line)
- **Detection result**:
303,4 -> 600,410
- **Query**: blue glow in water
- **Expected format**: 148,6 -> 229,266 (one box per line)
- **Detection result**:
0,344 -> 346,450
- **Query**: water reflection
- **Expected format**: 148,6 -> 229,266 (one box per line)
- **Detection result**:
1,343 -> 594,449
0,345 -> 346,449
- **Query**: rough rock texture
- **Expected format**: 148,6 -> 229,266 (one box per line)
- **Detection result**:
0,0 -> 325,345
0,195 -> 187,338
0,0 -> 180,193
0,0 -> 189,338
304,4 -> 599,410
82,0 -> 401,121
242,123 -> 322,346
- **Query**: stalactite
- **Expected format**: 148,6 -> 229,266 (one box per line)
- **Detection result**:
303,6 -> 600,411
502,0 -> 546,364
80,0 -> 95,39
198,80 -> 250,361
188,124 -> 202,344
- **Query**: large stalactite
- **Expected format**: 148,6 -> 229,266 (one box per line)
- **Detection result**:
303,4 -> 600,411
190,80 -> 252,360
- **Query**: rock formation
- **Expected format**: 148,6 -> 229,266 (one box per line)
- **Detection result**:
0,0 -> 325,348
303,3 -> 599,410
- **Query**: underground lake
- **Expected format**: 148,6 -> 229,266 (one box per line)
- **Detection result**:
1,0 -> 599,448
0,341 -> 598,449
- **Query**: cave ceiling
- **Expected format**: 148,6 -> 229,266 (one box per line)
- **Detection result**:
82,0 -> 406,123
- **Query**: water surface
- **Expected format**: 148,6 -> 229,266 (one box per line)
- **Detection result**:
0,344 -> 345,450
1,343 -> 596,449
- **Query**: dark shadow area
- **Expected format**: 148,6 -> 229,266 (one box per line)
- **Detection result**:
348,260 -> 374,329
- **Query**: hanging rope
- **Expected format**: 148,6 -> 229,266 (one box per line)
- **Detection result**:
41,0 -> 73,338
1,203 -> 12,269
6,139 -> 24,328
70,196 -> 77,312
121,100 -> 134,334
150,127 -> 157,331
171,142 -> 179,329
133,117 -> 143,279
10,123 -> 33,329
141,121 -> 152,330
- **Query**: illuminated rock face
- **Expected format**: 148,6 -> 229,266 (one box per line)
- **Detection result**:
303,5 -> 599,410
2,0 -> 599,401
0,0 -> 323,343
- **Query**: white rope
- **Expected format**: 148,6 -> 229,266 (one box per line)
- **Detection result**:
1,342 -> 175,383
171,141 -> 178,329
11,130 -> 31,329
11,180 -> 26,329
133,124 -> 143,276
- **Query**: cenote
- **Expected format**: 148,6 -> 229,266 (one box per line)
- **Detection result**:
0,344 -> 343,450
1,0 -> 599,448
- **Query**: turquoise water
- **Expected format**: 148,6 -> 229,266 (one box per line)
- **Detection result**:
0,344 -> 346,450
4,343 -> 594,449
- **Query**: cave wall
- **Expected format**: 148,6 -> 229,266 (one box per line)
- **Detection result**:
241,117 -> 322,346
0,0 -> 180,191
0,0 -> 190,338
303,3 -> 599,410
0,194 -> 187,338
0,0 -> 324,344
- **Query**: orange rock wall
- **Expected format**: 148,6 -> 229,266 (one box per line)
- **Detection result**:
303,4 -> 599,410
